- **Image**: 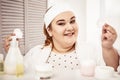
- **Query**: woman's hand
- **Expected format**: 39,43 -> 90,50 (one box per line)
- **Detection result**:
4,33 -> 17,53
101,24 -> 119,71
101,23 -> 117,49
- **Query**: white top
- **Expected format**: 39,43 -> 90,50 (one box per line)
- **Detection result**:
24,42 -> 106,72
47,50 -> 80,70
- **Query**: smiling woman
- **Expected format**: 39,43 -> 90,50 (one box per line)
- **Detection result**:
3,1 -> 120,78
47,11 -> 78,53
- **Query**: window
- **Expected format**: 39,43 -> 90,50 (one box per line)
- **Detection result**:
0,0 -> 47,55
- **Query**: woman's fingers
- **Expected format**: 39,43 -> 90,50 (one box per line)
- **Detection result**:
102,23 -> 116,35
4,33 -> 16,52
101,23 -> 117,48
102,31 -> 115,41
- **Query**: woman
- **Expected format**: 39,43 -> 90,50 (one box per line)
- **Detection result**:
4,4 -> 119,72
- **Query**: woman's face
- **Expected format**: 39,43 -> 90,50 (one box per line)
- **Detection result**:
48,11 -> 78,48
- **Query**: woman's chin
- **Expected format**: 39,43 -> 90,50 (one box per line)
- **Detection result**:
65,40 -> 76,46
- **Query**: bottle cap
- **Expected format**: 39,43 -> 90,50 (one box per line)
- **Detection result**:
13,28 -> 23,38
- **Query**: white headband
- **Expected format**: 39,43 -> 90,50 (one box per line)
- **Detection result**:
44,3 -> 75,28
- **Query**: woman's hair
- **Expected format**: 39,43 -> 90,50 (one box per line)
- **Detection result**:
43,24 -> 53,46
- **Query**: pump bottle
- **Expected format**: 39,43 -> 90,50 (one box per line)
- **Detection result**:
4,29 -> 24,76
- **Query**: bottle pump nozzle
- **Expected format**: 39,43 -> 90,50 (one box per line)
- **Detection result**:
10,29 -> 23,47
13,28 -> 23,38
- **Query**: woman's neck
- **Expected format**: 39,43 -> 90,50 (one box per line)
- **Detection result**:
52,44 -> 75,54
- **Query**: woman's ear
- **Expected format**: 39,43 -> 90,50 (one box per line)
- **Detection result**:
47,27 -> 52,37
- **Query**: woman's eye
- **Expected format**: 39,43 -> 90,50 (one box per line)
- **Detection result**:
70,20 -> 75,24
57,23 -> 65,26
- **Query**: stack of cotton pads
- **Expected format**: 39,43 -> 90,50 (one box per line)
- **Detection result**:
95,66 -> 114,79
35,63 -> 53,79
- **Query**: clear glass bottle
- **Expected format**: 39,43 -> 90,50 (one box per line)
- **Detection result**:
0,53 -> 4,74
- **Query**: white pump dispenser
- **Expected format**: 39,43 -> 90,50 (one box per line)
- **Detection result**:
4,29 -> 24,76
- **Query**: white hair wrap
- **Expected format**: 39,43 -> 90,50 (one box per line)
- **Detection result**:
44,3 -> 75,28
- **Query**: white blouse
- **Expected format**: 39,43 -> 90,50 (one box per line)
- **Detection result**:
24,44 -> 107,72
46,50 -> 80,70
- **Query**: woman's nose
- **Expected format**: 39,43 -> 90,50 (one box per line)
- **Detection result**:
66,23 -> 73,30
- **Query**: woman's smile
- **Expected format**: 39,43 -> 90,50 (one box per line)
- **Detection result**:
64,31 -> 75,37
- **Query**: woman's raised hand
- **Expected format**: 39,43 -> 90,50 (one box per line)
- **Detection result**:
4,33 -> 19,53
101,23 -> 117,49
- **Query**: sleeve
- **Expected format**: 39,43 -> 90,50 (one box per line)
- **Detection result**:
23,45 -> 43,73
117,49 -> 120,58
117,50 -> 120,66
23,47 -> 34,72
117,49 -> 120,73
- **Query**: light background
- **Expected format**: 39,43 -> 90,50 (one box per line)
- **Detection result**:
48,0 -> 120,49
0,0 -> 120,55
